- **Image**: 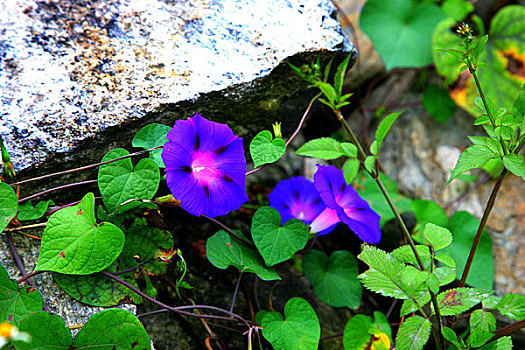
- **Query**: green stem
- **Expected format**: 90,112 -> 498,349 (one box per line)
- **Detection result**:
468,59 -> 507,156
459,169 -> 507,287
335,109 -> 444,350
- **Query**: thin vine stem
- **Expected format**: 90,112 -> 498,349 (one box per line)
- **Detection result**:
245,93 -> 320,176
489,318 -> 525,342
204,216 -> 254,247
10,146 -> 162,187
100,271 -> 252,327
18,179 -> 98,203
334,108 -> 444,350
459,169 -> 507,287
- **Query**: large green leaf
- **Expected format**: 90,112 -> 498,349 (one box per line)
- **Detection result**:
132,123 -> 171,168
261,298 -> 320,350
250,130 -> 286,167
251,207 -> 308,266
0,265 -> 43,324
15,312 -> 72,349
72,309 -> 151,350
53,266 -> 142,307
342,314 -> 371,350
423,223 -> 452,251
295,137 -> 356,160
395,315 -> 431,350
360,0 -> 445,70
0,182 -> 17,233
206,230 -> 280,281
423,84 -> 457,122
35,193 -> 125,275
98,148 -> 160,213
434,6 -> 525,115
443,211 -> 494,289
448,144 -> 500,185
302,250 -> 361,309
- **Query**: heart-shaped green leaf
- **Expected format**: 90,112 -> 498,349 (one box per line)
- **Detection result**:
250,130 -> 286,167
35,193 -> 125,275
54,265 -> 142,307
0,264 -> 43,324
0,183 -> 17,233
132,123 -> 171,168
251,207 -> 308,266
303,250 -> 362,308
360,0 -> 445,70
17,200 -> 54,221
98,148 -> 160,213
15,311 -> 72,349
72,308 -> 151,350
207,230 -> 280,281
261,298 -> 320,350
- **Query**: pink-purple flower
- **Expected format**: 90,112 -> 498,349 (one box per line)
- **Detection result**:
269,165 -> 381,243
161,113 -> 248,217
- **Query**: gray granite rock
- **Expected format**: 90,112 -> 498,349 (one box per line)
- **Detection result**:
0,0 -> 354,186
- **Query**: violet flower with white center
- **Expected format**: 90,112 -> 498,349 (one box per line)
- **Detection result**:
269,176 -> 338,235
314,164 -> 381,243
161,113 -> 248,218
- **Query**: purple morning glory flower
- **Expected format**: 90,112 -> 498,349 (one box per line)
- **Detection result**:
269,176 -> 338,235
161,113 -> 248,217
314,164 -> 381,243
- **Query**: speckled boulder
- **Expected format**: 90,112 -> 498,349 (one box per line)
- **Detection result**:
0,0 -> 355,184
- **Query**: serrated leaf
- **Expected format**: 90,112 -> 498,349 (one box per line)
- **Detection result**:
261,298 -> 320,350
335,55 -> 352,99
360,0 -> 446,70
423,84 -> 456,122
468,136 -> 501,154
0,264 -> 43,324
132,123 -> 171,167
251,207 -> 308,266
502,153 -> 525,179
35,193 -> 125,275
437,288 -> 492,316
375,112 -> 402,154
448,144 -> 500,185
434,266 -> 456,286
358,246 -> 409,299
513,83 -> 525,131
17,200 -> 54,221
479,336 -> 512,350
435,253 -> 456,267
250,130 -> 286,167
400,292 -> 431,317
340,142 -> 357,158
342,314 -> 371,350
396,315 -> 431,350
98,148 -> 160,213
0,183 -> 17,233
483,295 -> 501,309
496,293 -> 525,320
391,245 -> 431,270
206,230 -> 280,281
72,309 -> 151,350
401,266 -> 429,297
423,223 -> 452,250
302,250 -> 362,309
444,211 -> 494,289
15,311 -> 72,349
343,158 -> 360,184
295,138 -> 347,160
470,309 -> 496,334
442,327 -> 466,350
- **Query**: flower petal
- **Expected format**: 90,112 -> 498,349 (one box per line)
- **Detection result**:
162,113 -> 248,217
314,164 -> 381,243
309,207 -> 340,235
